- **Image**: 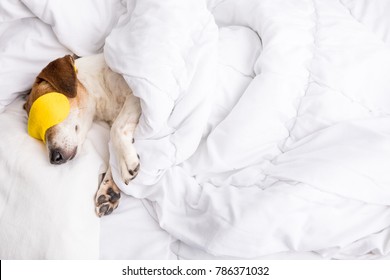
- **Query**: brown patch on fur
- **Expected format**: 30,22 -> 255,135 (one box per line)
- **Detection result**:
37,55 -> 77,98
24,56 -> 88,116
24,55 -> 78,114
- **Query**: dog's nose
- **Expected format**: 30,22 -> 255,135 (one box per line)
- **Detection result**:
50,149 -> 65,165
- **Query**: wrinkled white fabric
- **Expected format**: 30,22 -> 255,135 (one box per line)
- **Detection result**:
107,0 -> 390,259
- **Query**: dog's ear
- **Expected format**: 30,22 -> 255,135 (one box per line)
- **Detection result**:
37,55 -> 77,98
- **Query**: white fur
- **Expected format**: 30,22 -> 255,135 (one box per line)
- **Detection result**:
47,54 -> 141,215
77,54 -> 141,182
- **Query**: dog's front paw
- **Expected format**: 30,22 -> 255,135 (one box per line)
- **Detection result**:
111,124 -> 141,185
119,153 -> 140,185
95,173 -> 121,217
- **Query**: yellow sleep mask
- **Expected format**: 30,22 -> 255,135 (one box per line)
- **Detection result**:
28,92 -> 70,143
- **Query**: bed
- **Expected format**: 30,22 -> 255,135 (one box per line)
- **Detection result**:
1,0 -> 390,260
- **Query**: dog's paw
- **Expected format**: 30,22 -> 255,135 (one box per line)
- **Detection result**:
120,153 -> 140,185
111,127 -> 141,185
95,175 -> 121,217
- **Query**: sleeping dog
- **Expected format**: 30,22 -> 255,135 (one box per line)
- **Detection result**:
24,54 -> 141,217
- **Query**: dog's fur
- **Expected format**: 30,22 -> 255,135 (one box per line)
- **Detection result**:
24,54 -> 141,217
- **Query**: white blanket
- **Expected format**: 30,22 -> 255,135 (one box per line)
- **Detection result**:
1,0 -> 390,259
107,0 -> 390,259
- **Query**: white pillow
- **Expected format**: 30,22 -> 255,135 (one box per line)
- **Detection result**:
0,0 -> 34,22
0,0 -> 128,112
0,18 -> 70,112
21,0 -> 127,56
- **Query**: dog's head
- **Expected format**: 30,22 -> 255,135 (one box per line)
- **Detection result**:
24,55 -> 89,165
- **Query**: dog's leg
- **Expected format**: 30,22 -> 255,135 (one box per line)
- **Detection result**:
95,167 -> 121,217
95,94 -> 140,217
110,94 -> 141,185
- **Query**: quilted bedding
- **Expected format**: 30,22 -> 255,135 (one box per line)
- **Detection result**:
1,0 -> 390,259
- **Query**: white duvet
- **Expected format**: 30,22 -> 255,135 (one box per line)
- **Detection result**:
1,0 -> 390,259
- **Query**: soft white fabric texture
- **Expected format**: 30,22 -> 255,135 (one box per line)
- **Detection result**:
105,0 -> 219,175
0,18 -> 70,112
1,0 -> 390,259
21,0 -> 128,55
0,0 -> 34,21
340,0 -> 390,45
100,195 -> 177,260
107,0 -> 390,259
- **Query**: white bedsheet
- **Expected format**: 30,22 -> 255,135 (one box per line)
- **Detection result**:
0,98 -> 104,259
1,0 -> 390,259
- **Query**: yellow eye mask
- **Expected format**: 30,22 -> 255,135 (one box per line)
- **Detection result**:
28,92 -> 70,143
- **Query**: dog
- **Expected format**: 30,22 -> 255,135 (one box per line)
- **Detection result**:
24,54 -> 141,217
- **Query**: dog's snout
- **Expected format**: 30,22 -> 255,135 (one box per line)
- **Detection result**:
49,146 -> 78,165
50,149 -> 65,165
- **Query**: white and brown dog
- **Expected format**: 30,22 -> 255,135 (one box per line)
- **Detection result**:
24,54 -> 141,217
